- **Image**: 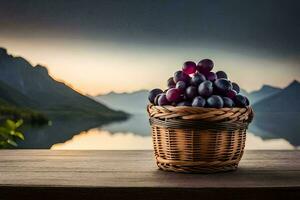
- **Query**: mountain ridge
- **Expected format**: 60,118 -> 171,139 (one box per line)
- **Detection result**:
0,47 -> 128,120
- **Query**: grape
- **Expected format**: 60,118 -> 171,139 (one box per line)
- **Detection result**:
192,96 -> 206,107
197,59 -> 214,73
205,72 -> 217,82
167,77 -> 176,88
176,81 -> 187,91
190,73 -> 206,86
222,97 -> 235,108
166,88 -> 183,102
148,88 -> 163,103
214,78 -> 233,95
174,71 -> 190,83
226,89 -> 237,99
216,71 -> 227,79
245,96 -> 250,106
206,95 -> 224,108
182,61 -> 196,75
177,101 -> 192,106
234,94 -> 247,107
185,86 -> 198,99
232,82 -> 240,93
198,80 -> 213,97
154,93 -> 162,105
158,94 -> 170,106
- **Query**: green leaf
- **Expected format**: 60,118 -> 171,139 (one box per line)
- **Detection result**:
13,131 -> 24,140
15,120 -> 23,128
7,139 -> 17,147
4,120 -> 16,130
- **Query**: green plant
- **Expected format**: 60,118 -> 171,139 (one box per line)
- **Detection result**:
0,119 -> 24,148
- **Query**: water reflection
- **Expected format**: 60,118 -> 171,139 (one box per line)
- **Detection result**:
51,128 -> 295,150
52,129 -> 152,150
19,113 -> 299,150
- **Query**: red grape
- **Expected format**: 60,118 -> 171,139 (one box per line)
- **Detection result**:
182,61 -> 196,75
197,59 -> 214,73
166,88 -> 183,102
158,94 -> 170,106
226,89 -> 237,99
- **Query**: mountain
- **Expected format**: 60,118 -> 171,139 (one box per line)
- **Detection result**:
248,85 -> 282,103
94,90 -> 149,114
0,79 -> 36,107
253,80 -> 300,112
0,47 -> 128,120
250,80 -> 300,146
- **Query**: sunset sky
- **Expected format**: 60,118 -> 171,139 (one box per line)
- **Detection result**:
0,0 -> 299,95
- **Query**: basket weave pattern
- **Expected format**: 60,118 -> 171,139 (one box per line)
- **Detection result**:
147,104 -> 254,173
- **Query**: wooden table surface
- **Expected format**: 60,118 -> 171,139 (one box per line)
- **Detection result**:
0,150 -> 299,200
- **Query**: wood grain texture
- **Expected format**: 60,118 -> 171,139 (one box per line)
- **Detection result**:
0,150 -> 299,200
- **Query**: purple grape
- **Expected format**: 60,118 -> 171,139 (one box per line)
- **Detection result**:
158,94 -> 170,106
167,77 -> 176,88
176,81 -> 187,91
154,93 -> 162,105
166,88 -> 183,102
245,96 -> 250,106
205,72 -> 217,82
232,82 -> 240,93
198,80 -> 213,97
222,97 -> 235,108
214,78 -> 232,95
192,96 -> 206,107
216,71 -> 228,79
148,88 -> 163,103
177,101 -> 192,106
234,94 -> 247,107
185,86 -> 198,99
226,89 -> 237,99
197,59 -> 214,73
206,95 -> 224,108
182,61 -> 196,75
190,73 -> 206,86
174,71 -> 190,83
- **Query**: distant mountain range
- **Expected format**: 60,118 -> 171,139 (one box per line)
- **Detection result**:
94,90 -> 149,114
0,47 -> 128,121
94,83 -> 287,114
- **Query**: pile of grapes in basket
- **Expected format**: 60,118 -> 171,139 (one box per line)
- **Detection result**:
148,59 -> 250,108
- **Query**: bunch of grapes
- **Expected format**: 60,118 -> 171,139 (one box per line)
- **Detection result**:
148,59 -> 250,108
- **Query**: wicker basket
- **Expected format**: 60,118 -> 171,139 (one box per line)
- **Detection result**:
147,104 -> 254,173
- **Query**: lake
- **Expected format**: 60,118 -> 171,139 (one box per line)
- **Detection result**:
18,113 -> 300,150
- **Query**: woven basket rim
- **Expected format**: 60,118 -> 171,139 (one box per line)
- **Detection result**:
147,104 -> 254,123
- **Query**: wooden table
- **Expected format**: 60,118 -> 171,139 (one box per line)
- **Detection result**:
0,150 -> 299,200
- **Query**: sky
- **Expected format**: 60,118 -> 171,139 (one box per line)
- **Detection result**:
0,0 -> 299,95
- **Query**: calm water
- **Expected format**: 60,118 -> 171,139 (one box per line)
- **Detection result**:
19,114 -> 299,150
